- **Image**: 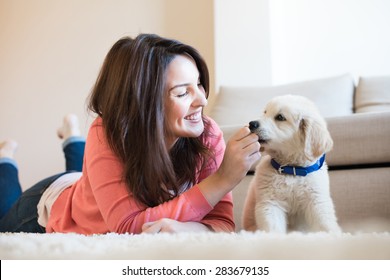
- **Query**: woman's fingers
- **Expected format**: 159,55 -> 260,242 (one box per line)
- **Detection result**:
142,221 -> 162,234
230,126 -> 252,141
229,127 -> 259,149
227,127 -> 260,159
217,126 -> 261,184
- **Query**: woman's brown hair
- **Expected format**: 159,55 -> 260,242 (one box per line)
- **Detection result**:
88,34 -> 215,207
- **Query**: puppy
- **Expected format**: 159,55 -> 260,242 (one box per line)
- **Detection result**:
242,95 -> 341,233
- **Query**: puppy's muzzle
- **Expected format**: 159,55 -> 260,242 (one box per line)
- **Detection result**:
249,120 -> 260,133
249,120 -> 265,146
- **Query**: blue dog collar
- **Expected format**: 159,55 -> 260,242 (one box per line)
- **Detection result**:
271,154 -> 326,177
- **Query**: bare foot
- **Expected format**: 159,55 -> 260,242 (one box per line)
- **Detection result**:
57,114 -> 81,140
0,140 -> 18,159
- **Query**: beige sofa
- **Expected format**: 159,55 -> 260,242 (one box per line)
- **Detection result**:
208,74 -> 390,232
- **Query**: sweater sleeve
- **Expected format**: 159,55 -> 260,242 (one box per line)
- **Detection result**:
197,117 -> 235,232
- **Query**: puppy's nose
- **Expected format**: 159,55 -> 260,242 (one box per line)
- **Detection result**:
249,120 -> 260,132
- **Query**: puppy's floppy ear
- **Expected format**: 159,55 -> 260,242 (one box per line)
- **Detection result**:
300,117 -> 333,160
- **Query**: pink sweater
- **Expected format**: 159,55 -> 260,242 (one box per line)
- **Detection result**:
46,117 -> 234,234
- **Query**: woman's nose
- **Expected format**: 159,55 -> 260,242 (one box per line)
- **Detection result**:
194,87 -> 208,107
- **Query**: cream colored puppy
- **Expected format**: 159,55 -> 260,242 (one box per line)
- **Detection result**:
242,95 -> 341,233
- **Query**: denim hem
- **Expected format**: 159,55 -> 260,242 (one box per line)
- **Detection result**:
0,158 -> 18,169
62,136 -> 86,150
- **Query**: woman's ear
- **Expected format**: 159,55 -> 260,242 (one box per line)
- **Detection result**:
300,117 -> 333,161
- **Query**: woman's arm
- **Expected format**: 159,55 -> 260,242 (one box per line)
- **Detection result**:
197,126 -> 260,207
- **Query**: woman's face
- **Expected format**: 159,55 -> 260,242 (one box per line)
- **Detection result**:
164,55 -> 208,148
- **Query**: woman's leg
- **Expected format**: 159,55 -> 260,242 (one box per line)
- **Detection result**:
0,140 -> 21,219
0,114 -> 86,232
57,114 -> 85,172
0,172 -> 65,233
0,140 -> 63,232
62,137 -> 85,172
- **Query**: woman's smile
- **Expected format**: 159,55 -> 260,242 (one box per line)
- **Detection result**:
184,111 -> 202,122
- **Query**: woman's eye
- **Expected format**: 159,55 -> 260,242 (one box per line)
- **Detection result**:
275,114 -> 286,121
176,91 -> 189,98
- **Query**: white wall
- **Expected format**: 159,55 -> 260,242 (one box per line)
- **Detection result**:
214,0 -> 272,89
214,0 -> 390,88
0,0 -> 214,190
269,0 -> 390,84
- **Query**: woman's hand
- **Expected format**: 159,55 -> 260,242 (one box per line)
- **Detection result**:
218,126 -> 261,186
142,218 -> 210,234
198,126 -> 261,206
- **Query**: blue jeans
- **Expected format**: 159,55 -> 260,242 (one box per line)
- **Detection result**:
0,137 -> 85,232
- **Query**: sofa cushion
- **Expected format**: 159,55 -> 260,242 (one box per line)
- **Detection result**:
329,167 -> 390,230
209,74 -> 355,126
355,76 -> 390,113
326,111 -> 390,166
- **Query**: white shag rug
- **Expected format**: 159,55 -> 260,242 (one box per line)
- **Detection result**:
1,231 -> 390,260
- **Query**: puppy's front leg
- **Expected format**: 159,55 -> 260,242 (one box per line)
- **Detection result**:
255,201 -> 288,233
305,198 -> 341,233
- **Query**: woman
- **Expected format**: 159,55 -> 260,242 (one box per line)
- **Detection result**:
0,34 -> 260,234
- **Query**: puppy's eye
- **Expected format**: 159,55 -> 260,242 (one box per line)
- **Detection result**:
275,114 -> 286,121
